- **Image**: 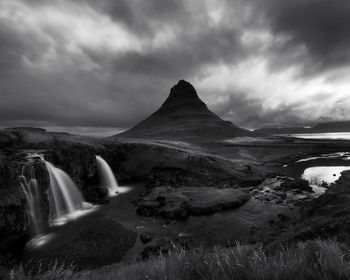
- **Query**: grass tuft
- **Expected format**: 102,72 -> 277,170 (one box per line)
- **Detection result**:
8,239 -> 350,280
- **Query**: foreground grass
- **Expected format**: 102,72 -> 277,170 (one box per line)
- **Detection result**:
9,239 -> 350,280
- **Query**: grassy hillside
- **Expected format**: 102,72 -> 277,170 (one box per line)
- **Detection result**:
7,239 -> 350,280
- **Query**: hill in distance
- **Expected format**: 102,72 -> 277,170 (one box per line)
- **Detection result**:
117,80 -> 252,139
255,121 -> 350,135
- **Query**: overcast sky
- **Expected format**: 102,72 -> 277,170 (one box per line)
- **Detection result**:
1,0 -> 350,135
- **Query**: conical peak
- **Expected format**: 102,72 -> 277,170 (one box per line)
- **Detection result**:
168,80 -> 198,99
117,79 -> 252,138
161,80 -> 202,110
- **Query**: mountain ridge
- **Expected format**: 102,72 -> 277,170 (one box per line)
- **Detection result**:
255,120 -> 350,135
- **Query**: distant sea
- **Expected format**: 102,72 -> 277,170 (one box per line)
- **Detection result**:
288,132 -> 350,140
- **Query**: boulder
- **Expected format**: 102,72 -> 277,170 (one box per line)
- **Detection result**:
136,187 -> 250,220
140,231 -> 155,244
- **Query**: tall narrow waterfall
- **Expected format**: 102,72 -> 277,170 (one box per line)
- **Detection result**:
20,165 -> 42,236
95,155 -> 119,197
45,161 -> 86,224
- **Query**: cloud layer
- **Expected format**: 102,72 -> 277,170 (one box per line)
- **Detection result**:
1,0 -> 350,134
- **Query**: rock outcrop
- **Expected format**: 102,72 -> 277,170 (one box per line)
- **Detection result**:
136,186 -> 250,219
117,80 -> 252,139
278,178 -> 313,192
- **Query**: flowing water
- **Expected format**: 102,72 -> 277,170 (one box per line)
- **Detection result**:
20,155 -> 98,248
21,153 -> 298,262
302,166 -> 350,185
283,152 -> 350,193
290,132 -> 350,140
95,155 -> 130,197
22,154 -> 135,250
25,183 -> 291,263
20,165 -> 42,236
45,161 -> 93,226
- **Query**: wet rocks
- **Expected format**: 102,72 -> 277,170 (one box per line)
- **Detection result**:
136,187 -> 250,220
81,185 -> 109,203
251,177 -> 316,206
278,178 -> 313,192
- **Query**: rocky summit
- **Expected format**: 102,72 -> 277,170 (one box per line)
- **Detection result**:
117,80 -> 252,139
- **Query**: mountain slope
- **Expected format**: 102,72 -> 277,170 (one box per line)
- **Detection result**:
117,80 -> 252,139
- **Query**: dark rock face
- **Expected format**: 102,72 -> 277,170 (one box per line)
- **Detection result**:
0,153 -> 27,266
117,80 -> 252,139
161,80 -> 203,110
136,186 -> 250,220
44,146 -> 98,190
41,219 -> 136,270
0,153 -> 50,266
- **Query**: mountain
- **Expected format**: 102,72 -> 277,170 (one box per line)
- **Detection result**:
255,121 -> 350,135
117,80 -> 252,139
254,127 -> 310,135
311,121 -> 350,132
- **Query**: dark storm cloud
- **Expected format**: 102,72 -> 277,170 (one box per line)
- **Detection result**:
252,0 -> 350,76
0,0 -> 247,130
81,0 -> 246,79
81,0 -> 185,36
1,0 -> 350,134
212,90 -> 308,128
110,27 -> 244,79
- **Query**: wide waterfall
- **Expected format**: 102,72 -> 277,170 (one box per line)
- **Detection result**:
20,155 -> 95,240
95,155 -> 130,197
20,165 -> 43,236
19,155 -> 101,249
45,161 -> 87,225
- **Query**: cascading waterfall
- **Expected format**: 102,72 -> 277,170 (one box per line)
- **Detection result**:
44,161 -> 86,225
20,155 -> 94,230
96,155 -> 119,196
19,155 -> 97,248
20,165 -> 42,236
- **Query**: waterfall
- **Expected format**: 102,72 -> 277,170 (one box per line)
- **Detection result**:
20,165 -> 42,236
44,161 -> 88,225
19,155 -> 98,248
95,155 -> 119,196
